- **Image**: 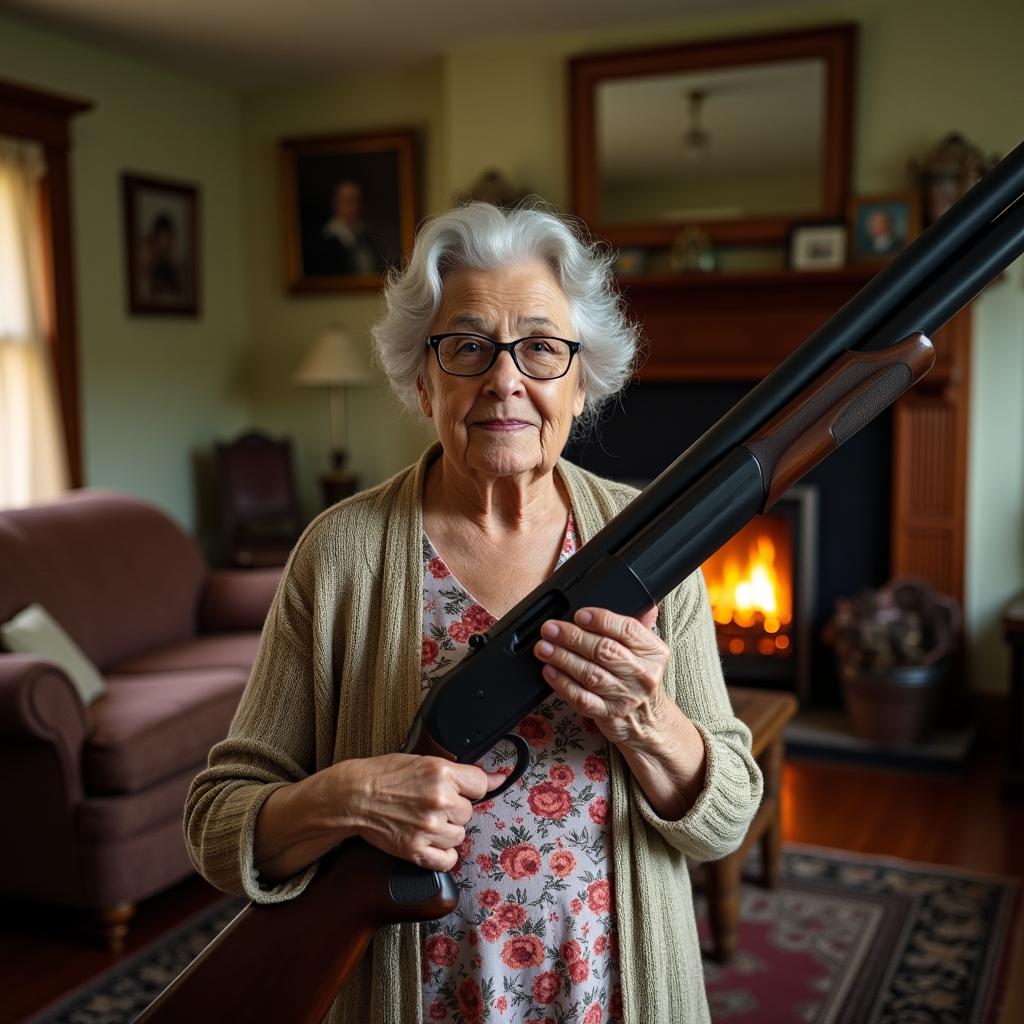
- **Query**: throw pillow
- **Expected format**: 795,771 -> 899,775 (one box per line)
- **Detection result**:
0,603 -> 107,705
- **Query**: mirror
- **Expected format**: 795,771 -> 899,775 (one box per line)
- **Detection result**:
570,25 -> 856,249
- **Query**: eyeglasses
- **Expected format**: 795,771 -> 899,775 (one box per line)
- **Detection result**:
427,333 -> 582,380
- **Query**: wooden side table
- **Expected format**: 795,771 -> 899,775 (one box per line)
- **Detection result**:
702,686 -> 798,962
1002,591 -> 1024,798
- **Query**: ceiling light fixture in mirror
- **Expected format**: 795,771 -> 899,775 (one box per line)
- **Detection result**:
571,24 -> 856,249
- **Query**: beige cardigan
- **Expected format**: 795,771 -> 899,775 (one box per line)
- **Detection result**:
185,442 -> 763,1023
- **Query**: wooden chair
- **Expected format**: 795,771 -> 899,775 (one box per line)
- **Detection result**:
215,430 -> 303,568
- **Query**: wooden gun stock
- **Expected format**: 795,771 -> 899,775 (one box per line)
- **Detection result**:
136,844 -> 457,1024
137,725 -> 463,1024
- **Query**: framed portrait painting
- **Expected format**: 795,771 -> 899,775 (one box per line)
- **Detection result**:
122,173 -> 199,316
279,129 -> 419,293
849,193 -> 920,264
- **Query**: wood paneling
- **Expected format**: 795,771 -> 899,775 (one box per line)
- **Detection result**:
900,403 -> 956,516
891,308 -> 971,604
621,268 -> 878,380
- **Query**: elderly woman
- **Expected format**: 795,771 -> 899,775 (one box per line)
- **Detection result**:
185,203 -> 762,1024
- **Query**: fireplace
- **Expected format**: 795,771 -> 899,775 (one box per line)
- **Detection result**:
706,486 -> 818,701
565,379 -> 890,707
562,270 -> 971,718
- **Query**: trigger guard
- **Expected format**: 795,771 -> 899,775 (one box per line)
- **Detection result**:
475,733 -> 531,802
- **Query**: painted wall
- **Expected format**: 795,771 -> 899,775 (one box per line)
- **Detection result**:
3,0 -> 1021,690
0,10 -> 249,536
238,64 -> 444,518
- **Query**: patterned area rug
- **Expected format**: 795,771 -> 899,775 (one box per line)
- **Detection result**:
21,845 -> 1018,1024
698,846 -> 1018,1023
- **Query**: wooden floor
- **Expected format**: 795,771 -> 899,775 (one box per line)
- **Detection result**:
2,732 -> 1022,1023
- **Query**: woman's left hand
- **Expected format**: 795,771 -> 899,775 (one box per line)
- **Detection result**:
534,605 -> 672,749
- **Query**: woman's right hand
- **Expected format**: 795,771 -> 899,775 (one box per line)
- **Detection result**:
338,754 -> 501,872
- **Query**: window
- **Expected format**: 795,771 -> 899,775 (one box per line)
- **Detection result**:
0,135 -> 68,507
0,79 -> 92,500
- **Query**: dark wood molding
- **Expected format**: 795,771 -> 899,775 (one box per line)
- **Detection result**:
619,268 -> 876,380
0,78 -> 92,488
618,267 -> 970,607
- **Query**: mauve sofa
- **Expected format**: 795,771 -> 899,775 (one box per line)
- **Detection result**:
0,490 -> 281,949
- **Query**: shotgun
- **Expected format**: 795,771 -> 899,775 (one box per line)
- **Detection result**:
137,139 -> 1024,1024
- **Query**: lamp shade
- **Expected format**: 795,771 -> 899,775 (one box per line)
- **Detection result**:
292,325 -> 374,386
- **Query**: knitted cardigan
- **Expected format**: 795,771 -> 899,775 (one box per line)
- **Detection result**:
185,442 -> 763,1023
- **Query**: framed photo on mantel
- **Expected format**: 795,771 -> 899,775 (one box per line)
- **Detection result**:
849,193 -> 920,264
787,221 -> 848,271
279,128 -> 419,293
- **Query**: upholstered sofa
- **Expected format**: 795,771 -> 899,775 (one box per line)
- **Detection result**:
0,490 -> 280,949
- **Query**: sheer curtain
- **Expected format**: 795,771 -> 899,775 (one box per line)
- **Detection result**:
0,135 -> 69,508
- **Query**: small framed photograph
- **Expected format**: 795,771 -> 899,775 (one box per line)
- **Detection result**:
279,129 -> 418,293
849,193 -> 920,263
122,173 -> 199,316
787,222 -> 848,270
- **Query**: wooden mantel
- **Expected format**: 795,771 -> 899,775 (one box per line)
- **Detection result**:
618,268 -> 971,605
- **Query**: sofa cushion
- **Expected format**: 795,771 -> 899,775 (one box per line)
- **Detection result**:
108,633 -> 261,675
76,764 -> 198,842
201,569 -> 281,633
0,490 -> 206,669
1,603 -> 107,704
84,668 -> 248,794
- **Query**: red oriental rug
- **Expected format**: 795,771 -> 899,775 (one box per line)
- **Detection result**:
697,844 -> 1018,1023
20,844 -> 1019,1024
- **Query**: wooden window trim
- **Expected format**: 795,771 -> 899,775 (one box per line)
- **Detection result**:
0,79 -> 92,488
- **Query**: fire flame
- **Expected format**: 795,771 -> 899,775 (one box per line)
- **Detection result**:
704,527 -> 792,634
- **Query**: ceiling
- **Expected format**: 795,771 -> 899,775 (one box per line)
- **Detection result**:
0,0 -> 818,92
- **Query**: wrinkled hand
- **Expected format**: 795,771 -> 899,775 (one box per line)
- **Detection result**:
343,754 -> 504,872
533,605 -> 672,748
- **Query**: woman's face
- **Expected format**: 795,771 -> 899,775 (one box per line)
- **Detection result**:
416,260 -> 586,482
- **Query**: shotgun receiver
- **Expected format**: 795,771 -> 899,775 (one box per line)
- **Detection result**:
137,138 -> 1024,1024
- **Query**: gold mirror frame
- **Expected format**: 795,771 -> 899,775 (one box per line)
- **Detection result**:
569,24 -> 857,248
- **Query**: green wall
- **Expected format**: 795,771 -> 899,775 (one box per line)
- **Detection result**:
0,10 -> 249,538
238,63 -> 445,518
2,0 -> 1021,691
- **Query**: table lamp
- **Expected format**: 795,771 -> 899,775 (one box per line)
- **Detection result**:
292,325 -> 374,477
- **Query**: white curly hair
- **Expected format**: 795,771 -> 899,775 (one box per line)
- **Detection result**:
370,202 -> 640,437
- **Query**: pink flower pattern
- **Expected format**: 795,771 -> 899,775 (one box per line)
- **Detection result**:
420,511 -> 622,1022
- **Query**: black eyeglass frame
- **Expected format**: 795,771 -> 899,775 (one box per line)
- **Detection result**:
426,333 -> 582,380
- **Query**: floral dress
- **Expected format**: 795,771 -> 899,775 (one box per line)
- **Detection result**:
419,511 -> 623,1024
